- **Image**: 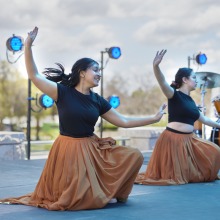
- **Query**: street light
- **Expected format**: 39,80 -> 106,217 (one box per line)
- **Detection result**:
100,47 -> 121,138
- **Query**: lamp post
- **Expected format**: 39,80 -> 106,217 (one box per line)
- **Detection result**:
99,47 -> 121,138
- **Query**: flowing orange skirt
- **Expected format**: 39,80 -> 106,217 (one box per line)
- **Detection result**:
0,135 -> 143,210
135,129 -> 220,185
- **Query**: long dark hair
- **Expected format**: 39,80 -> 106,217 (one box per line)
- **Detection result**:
170,67 -> 193,89
43,58 -> 98,87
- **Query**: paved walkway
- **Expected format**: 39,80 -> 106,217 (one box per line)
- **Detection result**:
0,152 -> 220,220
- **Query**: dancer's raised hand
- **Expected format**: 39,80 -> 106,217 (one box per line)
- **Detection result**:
153,49 -> 167,67
25,26 -> 38,47
154,103 -> 167,122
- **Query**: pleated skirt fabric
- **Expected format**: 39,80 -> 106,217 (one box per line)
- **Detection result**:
135,129 -> 220,185
0,135 -> 143,210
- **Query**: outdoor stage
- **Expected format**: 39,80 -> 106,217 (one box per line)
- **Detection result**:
0,152 -> 220,220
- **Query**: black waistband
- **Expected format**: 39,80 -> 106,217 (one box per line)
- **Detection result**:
166,127 -> 192,134
60,132 -> 94,138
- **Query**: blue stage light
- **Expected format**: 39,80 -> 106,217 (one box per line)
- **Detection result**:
6,35 -> 24,52
196,53 -> 207,65
39,94 -> 54,109
108,47 -> 121,59
108,95 -> 120,109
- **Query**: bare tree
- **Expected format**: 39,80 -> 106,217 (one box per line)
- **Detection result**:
104,70 -> 166,115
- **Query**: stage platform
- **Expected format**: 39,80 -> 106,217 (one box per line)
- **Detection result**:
0,152 -> 220,220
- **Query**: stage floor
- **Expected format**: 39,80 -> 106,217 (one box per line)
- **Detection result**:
0,153 -> 220,220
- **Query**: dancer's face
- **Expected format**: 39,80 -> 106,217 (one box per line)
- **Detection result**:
184,71 -> 197,91
81,64 -> 101,88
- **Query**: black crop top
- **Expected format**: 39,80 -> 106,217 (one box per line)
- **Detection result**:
56,84 -> 112,138
168,90 -> 200,126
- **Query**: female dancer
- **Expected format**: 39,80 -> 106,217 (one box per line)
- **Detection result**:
135,49 -> 220,185
0,28 -> 166,210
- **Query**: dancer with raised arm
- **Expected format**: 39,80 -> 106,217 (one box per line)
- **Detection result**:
0,28 -> 166,210
135,49 -> 220,185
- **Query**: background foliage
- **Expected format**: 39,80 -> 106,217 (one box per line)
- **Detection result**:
0,60 -> 212,140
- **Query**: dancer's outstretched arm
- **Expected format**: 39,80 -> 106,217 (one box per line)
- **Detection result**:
25,27 -> 58,101
153,49 -> 174,99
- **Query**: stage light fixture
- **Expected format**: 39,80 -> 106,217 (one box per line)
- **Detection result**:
100,46 -> 121,138
6,34 -> 24,52
108,95 -> 120,109
39,94 -> 54,109
196,53 -> 207,65
107,47 -> 121,59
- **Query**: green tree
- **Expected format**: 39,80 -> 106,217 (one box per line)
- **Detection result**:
31,84 -> 58,140
0,61 -> 27,130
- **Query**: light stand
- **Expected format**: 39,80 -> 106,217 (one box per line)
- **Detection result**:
200,78 -> 208,140
26,79 -> 32,160
188,53 -> 208,140
211,117 -> 220,144
99,47 -> 121,138
26,80 -> 54,160
100,51 -> 104,138
187,55 -> 195,68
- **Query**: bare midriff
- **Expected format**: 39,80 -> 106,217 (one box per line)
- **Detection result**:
167,122 -> 194,133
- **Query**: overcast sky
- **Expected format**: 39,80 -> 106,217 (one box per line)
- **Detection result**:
1,0 -> 220,95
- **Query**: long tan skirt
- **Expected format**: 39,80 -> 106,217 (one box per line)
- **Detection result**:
135,129 -> 220,185
0,135 -> 143,210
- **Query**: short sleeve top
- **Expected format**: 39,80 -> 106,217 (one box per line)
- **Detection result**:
168,90 -> 200,125
55,83 -> 112,137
